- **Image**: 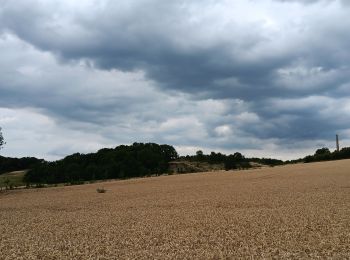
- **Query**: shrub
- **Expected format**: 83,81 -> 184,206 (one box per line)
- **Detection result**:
96,188 -> 107,193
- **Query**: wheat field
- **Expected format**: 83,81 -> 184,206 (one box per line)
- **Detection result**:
1,160 -> 349,259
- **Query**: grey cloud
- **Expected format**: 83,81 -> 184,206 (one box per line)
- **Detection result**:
0,1 -> 288,97
1,0 -> 349,99
0,0 -> 350,159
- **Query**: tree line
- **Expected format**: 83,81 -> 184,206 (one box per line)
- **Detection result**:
24,143 -> 178,184
0,156 -> 43,175
302,147 -> 350,163
24,147 -> 283,184
21,145 -> 350,185
181,150 -> 284,170
1,122 -> 350,186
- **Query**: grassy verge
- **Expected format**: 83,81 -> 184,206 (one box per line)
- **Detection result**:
0,170 -> 27,190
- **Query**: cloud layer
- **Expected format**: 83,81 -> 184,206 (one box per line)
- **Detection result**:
0,0 -> 349,160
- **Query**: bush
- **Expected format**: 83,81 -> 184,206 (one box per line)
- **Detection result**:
96,188 -> 107,193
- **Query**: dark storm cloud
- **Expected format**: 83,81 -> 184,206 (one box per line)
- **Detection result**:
0,0 -> 350,159
1,0 -> 348,99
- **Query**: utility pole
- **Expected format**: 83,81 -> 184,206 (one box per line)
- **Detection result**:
336,134 -> 340,152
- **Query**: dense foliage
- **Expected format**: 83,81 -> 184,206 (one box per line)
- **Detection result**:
181,151 -> 283,170
24,143 -> 178,184
249,157 -> 284,166
0,156 -> 43,175
303,147 -> 350,163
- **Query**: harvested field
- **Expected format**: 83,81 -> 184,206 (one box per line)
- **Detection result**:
1,160 -> 350,259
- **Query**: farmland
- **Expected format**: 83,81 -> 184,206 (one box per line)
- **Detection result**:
1,160 -> 349,259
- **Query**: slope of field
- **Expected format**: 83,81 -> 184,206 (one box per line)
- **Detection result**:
1,160 -> 349,259
0,170 -> 26,188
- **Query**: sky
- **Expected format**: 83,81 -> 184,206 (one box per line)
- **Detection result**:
0,0 -> 349,160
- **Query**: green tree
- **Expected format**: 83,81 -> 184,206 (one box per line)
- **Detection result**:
315,147 -> 330,156
195,150 -> 205,162
233,152 -> 244,161
196,150 -> 203,156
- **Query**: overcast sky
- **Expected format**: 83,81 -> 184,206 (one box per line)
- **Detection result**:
0,0 -> 349,160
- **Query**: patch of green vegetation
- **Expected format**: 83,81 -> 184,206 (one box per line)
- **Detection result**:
0,171 -> 27,190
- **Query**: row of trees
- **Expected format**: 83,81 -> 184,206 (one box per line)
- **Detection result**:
2,125 -> 350,185
24,143 -> 178,184
0,156 -> 43,174
19,145 -> 350,185
303,147 -> 350,163
181,150 -> 283,170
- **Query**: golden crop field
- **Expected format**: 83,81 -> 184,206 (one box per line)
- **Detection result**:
1,160 -> 350,259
